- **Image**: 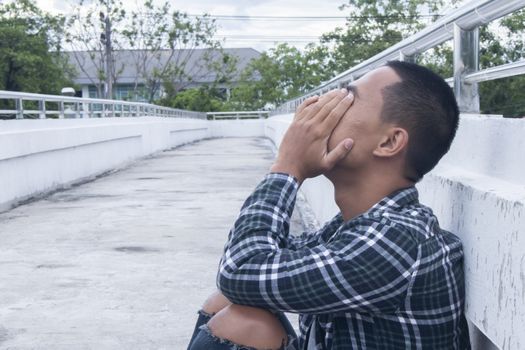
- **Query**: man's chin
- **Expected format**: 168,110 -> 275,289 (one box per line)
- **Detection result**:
325,159 -> 358,180
324,166 -> 341,181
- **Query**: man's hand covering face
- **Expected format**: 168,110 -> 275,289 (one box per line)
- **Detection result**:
270,88 -> 355,183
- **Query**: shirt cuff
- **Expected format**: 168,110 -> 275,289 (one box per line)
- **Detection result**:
266,172 -> 301,189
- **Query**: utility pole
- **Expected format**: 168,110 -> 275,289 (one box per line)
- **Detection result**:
100,5 -> 113,100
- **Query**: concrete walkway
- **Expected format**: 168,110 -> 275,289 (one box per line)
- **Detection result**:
0,138 -> 305,349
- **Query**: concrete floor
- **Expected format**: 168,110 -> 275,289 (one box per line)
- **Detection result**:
0,138 -> 306,349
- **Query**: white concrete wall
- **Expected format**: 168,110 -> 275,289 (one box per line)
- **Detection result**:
0,117 -> 210,212
417,115 -> 525,350
0,118 -> 268,212
208,119 -> 266,138
264,113 -> 525,350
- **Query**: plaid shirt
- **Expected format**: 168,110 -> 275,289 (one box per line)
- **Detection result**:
217,173 -> 470,349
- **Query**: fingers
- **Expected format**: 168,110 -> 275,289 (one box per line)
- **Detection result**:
303,88 -> 349,122
322,91 -> 354,130
323,138 -> 354,170
295,95 -> 319,118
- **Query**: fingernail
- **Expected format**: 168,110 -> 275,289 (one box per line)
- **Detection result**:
344,139 -> 354,150
340,88 -> 347,94
346,92 -> 354,99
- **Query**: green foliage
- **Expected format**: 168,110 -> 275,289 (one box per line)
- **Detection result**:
226,43 -> 333,110
477,10 -> 525,117
158,86 -> 225,112
320,0 -> 446,73
479,76 -> 525,117
0,0 -> 74,94
158,50 -> 239,111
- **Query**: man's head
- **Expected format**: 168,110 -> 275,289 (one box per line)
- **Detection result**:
380,61 -> 459,181
328,61 -> 459,183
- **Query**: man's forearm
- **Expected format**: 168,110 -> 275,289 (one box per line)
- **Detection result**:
218,173 -> 298,304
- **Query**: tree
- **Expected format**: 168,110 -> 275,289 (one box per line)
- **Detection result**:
121,1 -> 226,102
477,10 -> 525,117
0,0 -> 73,94
307,0 -> 525,117
159,86 -> 225,112
66,0 -> 127,99
66,0 -> 229,102
226,43 -> 333,110
319,0 -> 450,75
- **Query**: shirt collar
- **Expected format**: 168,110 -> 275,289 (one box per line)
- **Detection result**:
336,186 -> 419,225
367,186 -> 419,214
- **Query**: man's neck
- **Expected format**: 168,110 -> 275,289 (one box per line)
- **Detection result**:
328,167 -> 414,221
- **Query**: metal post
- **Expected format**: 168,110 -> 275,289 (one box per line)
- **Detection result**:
453,23 -> 480,113
59,101 -> 65,119
82,102 -> 89,118
399,52 -> 416,63
75,102 -> 81,118
38,100 -> 46,119
15,98 -> 24,119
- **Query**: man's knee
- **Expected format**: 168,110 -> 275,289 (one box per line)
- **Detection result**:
201,290 -> 232,315
207,304 -> 288,350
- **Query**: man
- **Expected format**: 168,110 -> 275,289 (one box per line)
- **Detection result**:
188,61 -> 470,349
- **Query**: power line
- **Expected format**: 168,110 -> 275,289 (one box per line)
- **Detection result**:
215,34 -> 410,40
216,35 -> 320,39
222,40 -> 317,43
186,14 -> 442,22
76,11 -> 443,22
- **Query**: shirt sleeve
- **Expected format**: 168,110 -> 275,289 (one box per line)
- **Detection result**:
286,230 -> 322,250
287,211 -> 344,250
217,173 -> 419,315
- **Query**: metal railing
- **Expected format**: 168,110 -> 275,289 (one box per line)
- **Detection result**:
274,0 -> 525,114
206,111 -> 269,120
0,90 -> 207,120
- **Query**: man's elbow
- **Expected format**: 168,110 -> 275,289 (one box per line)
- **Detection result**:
216,271 -> 240,304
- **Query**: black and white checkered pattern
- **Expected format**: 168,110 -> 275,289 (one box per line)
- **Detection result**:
217,173 -> 470,349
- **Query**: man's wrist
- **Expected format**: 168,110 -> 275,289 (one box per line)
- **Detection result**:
270,163 -> 304,184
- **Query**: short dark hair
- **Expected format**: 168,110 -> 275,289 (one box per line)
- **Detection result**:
381,60 -> 459,181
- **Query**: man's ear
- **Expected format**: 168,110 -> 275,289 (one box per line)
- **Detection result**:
373,127 -> 409,158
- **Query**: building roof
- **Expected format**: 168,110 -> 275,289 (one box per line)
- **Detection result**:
66,48 -> 261,86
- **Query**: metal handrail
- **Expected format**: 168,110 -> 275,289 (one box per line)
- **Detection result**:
464,60 -> 525,83
206,111 -> 270,120
275,0 -> 525,114
0,90 -> 207,119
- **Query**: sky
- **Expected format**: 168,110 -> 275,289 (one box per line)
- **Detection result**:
33,0 -> 350,53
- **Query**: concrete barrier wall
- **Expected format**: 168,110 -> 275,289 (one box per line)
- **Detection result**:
208,119 -> 266,138
417,116 -> 525,350
264,113 -> 525,350
0,118 -> 210,212
0,118 -> 270,212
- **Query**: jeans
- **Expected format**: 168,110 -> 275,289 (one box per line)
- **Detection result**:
187,309 -> 298,350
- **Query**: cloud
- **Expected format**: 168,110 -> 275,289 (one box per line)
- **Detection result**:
34,0 -> 348,52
